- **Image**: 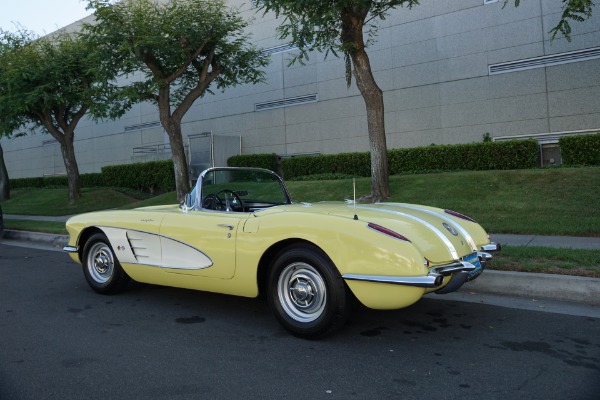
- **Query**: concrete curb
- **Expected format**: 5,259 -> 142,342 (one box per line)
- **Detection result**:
2,230 -> 69,250
464,270 -> 600,306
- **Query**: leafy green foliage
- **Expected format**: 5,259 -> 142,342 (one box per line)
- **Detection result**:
101,160 -> 175,193
280,140 -> 539,179
0,27 -> 129,202
227,154 -> 279,171
508,0 -> 595,41
258,0 -> 419,68
9,161 -> 175,193
389,140 -> 539,173
84,0 -> 268,108
560,133 -> 600,166
0,29 -> 126,136
83,0 -> 269,199
282,153 -> 370,180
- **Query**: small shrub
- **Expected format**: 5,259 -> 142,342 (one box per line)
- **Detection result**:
101,160 -> 175,193
228,154 -> 279,171
560,133 -> 600,166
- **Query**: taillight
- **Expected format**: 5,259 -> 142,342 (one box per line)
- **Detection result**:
367,223 -> 411,242
444,209 -> 477,223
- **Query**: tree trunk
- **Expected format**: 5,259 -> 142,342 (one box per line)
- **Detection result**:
58,137 -> 82,204
42,110 -> 85,204
0,143 -> 10,201
163,121 -> 191,201
341,9 -> 389,202
157,84 -> 191,201
351,48 -> 389,202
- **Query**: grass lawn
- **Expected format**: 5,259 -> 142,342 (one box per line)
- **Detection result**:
286,167 -> 600,237
490,246 -> 600,278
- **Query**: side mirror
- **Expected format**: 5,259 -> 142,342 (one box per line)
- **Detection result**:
180,193 -> 195,212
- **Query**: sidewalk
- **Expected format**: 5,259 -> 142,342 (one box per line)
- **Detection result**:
2,215 -> 600,307
492,233 -> 600,250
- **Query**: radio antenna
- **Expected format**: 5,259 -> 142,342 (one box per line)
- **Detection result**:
353,178 -> 358,220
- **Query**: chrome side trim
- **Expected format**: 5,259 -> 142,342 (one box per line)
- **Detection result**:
343,273 -> 443,288
63,246 -> 79,253
356,205 -> 460,260
379,203 -> 478,252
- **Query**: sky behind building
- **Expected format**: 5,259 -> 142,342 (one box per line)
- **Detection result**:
0,0 -> 90,35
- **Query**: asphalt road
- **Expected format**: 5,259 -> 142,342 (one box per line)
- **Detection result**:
1,243 -> 599,400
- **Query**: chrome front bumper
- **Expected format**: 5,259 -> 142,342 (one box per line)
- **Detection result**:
63,246 -> 79,253
342,242 -> 501,294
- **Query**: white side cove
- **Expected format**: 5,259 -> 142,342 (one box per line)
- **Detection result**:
99,227 -> 213,270
160,236 -> 213,270
355,206 -> 460,261
378,203 -> 478,252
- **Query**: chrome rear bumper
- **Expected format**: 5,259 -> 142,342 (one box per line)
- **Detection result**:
343,261 -> 477,289
343,242 -> 501,293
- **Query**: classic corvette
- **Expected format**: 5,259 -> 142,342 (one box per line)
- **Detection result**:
64,167 -> 500,338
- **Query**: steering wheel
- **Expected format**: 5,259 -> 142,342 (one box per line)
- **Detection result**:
201,194 -> 221,210
201,189 -> 244,211
216,189 -> 244,212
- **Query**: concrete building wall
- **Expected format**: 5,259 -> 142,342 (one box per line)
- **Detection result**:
2,0 -> 599,178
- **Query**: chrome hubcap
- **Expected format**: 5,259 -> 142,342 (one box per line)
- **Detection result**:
277,262 -> 326,323
87,242 -> 114,284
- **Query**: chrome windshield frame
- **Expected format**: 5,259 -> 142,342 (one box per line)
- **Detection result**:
187,167 -> 293,211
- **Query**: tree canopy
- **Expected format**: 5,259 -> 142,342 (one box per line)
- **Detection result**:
84,0 -> 268,200
509,0 -> 595,40
0,28 -> 126,203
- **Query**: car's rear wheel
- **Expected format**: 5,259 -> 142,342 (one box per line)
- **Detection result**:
82,232 -> 130,294
267,244 -> 353,339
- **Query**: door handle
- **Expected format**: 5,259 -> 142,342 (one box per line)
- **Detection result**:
218,224 -> 234,230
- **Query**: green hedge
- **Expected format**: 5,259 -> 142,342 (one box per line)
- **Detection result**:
228,153 -> 279,171
10,173 -> 104,189
9,161 -> 174,192
282,152 -> 370,179
560,133 -> 600,166
388,140 -> 539,174
101,160 -> 175,193
279,140 -> 539,179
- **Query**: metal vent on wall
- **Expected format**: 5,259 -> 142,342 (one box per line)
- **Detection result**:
489,47 -> 600,75
261,43 -> 298,56
124,121 -> 161,132
255,94 -> 318,111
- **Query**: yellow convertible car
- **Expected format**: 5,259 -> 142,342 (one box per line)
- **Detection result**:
64,167 -> 499,338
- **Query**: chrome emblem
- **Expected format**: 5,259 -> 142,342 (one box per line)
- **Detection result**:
442,223 -> 458,236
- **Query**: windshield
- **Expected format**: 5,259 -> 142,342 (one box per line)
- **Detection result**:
186,168 -> 292,212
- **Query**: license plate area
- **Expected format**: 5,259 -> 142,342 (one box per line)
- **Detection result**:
462,252 -> 483,281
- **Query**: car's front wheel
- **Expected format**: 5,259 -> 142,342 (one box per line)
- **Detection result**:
82,232 -> 130,294
267,244 -> 353,339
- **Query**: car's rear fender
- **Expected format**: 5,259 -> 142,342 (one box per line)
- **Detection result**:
242,212 -> 428,297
